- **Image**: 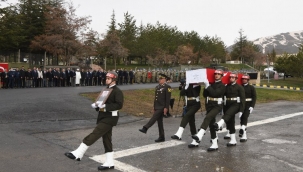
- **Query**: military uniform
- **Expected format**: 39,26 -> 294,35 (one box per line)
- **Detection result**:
171,84 -> 201,142
201,80 -> 226,138
139,78 -> 172,142
83,85 -> 124,152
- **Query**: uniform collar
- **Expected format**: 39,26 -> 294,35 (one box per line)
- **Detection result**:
108,84 -> 116,88
243,83 -> 248,86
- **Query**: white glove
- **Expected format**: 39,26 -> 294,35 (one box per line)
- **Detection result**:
204,81 -> 209,88
238,112 -> 243,118
185,84 -> 189,90
249,107 -> 253,114
91,103 -> 97,108
98,103 -> 106,109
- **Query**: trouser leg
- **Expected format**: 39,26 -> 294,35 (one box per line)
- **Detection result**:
144,109 -> 163,129
157,114 -> 164,138
201,108 -> 221,130
226,114 -> 236,134
209,118 -> 217,139
240,108 -> 250,126
83,122 -> 112,146
102,128 -> 113,153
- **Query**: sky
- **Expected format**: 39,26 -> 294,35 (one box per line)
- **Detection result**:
2,0 -> 303,46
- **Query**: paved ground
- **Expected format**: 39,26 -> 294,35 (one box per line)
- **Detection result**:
0,84 -> 303,172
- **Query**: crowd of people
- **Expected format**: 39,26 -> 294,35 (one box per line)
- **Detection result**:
0,66 -> 187,89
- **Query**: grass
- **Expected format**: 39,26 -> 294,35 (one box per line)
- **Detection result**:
260,77 -> 303,88
81,87 -> 303,118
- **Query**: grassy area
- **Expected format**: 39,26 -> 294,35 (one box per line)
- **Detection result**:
260,77 -> 303,88
81,87 -> 303,118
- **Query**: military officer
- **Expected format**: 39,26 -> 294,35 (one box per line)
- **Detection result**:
239,74 -> 256,142
139,73 -> 172,142
65,71 -> 124,171
191,69 -> 226,151
213,72 -> 245,147
171,81 -> 201,147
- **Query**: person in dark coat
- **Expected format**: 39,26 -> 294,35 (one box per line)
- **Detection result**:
213,72 -> 245,147
20,66 -> 26,88
191,69 -> 226,151
239,74 -> 256,142
139,73 -> 172,142
65,71 -> 123,171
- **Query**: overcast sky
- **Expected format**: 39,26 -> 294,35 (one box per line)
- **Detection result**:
3,0 -> 303,46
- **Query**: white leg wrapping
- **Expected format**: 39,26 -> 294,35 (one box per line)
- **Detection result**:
174,127 -> 184,138
210,138 -> 218,149
102,152 -> 114,167
196,129 -> 205,141
71,142 -> 89,160
241,125 -> 247,140
190,139 -> 199,146
217,119 -> 225,129
225,130 -> 230,137
229,134 -> 237,144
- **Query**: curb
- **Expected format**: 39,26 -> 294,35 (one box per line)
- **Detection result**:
253,84 -> 303,91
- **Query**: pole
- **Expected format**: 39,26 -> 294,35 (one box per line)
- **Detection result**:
266,55 -> 270,83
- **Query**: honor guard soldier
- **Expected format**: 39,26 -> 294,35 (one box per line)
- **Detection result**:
192,69 -> 226,151
239,74 -> 256,142
213,72 -> 245,147
139,73 -> 172,142
65,71 -> 124,171
171,81 -> 201,148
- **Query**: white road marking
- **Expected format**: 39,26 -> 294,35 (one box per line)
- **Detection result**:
89,112 -> 303,172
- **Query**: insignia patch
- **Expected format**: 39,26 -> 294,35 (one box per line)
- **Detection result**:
168,88 -> 172,92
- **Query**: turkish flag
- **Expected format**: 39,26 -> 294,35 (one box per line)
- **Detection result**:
206,68 -> 243,85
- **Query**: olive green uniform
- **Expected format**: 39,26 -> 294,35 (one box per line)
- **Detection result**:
222,83 -> 245,134
144,83 -> 172,139
241,84 -> 256,125
83,85 -> 124,153
179,84 -> 201,135
200,81 -> 226,139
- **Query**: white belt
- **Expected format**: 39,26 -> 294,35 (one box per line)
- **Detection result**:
246,98 -> 252,101
226,97 -> 238,101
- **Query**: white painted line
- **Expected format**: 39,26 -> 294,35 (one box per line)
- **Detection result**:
89,112 -> 303,172
90,140 -> 185,161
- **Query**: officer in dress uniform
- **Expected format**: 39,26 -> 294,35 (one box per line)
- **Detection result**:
213,72 -> 245,147
65,71 -> 124,171
171,80 -> 201,147
239,74 -> 256,142
191,69 -> 226,151
139,73 -> 172,142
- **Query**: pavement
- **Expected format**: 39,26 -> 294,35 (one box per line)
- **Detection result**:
0,83 -> 303,172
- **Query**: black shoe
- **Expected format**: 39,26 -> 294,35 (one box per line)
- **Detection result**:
64,152 -> 80,161
191,135 -> 200,143
171,135 -> 181,140
239,129 -> 243,137
188,144 -> 199,148
207,147 -> 218,152
139,127 -> 147,134
98,165 -> 114,171
240,139 -> 247,142
224,136 -> 231,139
226,143 -> 236,147
155,138 -> 165,142
213,123 -> 222,131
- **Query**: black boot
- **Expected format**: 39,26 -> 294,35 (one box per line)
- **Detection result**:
213,123 -> 222,131
98,165 -> 114,171
171,135 -> 181,140
139,127 -> 147,134
64,152 -> 79,161
155,137 -> 165,142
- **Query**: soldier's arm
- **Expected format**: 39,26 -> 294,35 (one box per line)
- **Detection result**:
165,85 -> 172,109
239,85 -> 246,113
105,88 -> 124,111
251,85 -> 257,108
206,83 -> 226,97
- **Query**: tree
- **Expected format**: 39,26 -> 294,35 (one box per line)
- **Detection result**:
118,11 -> 137,61
99,31 -> 129,70
175,45 -> 197,65
30,3 -> 91,66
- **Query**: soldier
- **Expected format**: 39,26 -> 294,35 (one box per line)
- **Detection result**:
213,72 -> 245,147
65,71 -> 124,171
139,74 -> 172,142
19,66 -> 25,88
151,70 -> 156,83
129,69 -> 134,84
60,68 -> 66,87
191,69 -> 226,151
171,81 -> 201,147
239,74 -> 256,142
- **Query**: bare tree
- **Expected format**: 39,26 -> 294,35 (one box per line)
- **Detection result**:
175,45 -> 197,65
